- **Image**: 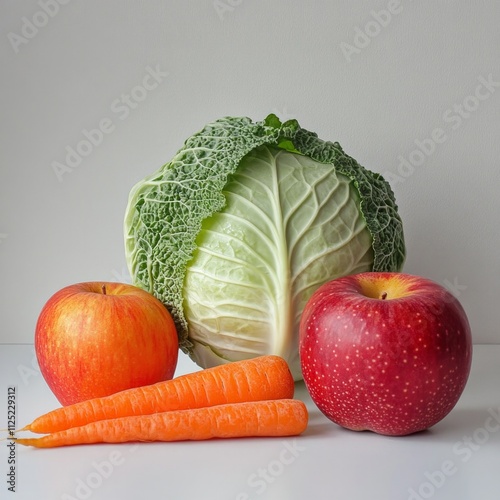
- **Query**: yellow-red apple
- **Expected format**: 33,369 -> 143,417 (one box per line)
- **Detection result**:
35,282 -> 179,405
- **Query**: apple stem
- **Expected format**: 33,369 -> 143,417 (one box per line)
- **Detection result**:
101,284 -> 107,295
381,292 -> 388,300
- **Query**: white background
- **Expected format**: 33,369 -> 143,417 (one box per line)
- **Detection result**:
1,344 -> 500,500
1,0 -> 499,346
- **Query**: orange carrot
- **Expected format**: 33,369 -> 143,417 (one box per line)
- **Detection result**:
15,399 -> 308,448
20,355 -> 294,434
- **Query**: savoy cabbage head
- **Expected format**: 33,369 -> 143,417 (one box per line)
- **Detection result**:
124,114 -> 405,379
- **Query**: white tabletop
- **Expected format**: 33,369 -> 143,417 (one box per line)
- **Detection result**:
1,344 -> 499,500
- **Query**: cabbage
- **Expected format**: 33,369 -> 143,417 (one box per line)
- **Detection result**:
124,114 -> 405,379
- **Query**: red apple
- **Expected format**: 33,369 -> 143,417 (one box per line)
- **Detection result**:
299,272 -> 472,436
35,282 -> 179,406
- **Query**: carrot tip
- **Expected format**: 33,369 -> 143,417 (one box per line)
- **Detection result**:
10,438 -> 28,447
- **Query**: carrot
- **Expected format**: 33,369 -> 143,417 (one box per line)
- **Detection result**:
20,355 -> 294,434
15,399 -> 308,448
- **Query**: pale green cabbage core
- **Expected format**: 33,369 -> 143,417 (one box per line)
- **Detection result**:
183,146 -> 373,378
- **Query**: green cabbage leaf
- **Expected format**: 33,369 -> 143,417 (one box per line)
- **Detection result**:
124,114 -> 405,379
